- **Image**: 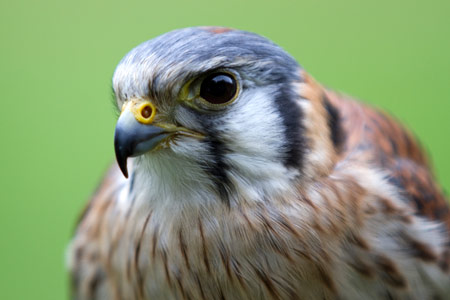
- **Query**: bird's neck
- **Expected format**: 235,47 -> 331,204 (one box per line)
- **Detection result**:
126,150 -> 301,214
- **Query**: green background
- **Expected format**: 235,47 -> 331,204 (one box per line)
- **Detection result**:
1,0 -> 449,299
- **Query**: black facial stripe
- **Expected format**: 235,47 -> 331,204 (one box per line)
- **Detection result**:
128,171 -> 136,194
323,96 -> 344,151
273,83 -> 306,170
199,121 -> 233,204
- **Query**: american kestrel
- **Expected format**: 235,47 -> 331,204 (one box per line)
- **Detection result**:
68,27 -> 450,299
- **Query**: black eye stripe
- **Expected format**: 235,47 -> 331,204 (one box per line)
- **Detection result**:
200,73 -> 237,105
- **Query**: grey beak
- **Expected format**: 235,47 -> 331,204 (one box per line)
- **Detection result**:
114,109 -> 168,178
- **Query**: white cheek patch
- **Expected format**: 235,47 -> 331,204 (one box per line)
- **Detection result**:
223,87 -> 286,158
217,87 -> 300,198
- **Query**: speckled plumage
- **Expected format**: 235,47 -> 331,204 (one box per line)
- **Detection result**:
68,27 -> 450,300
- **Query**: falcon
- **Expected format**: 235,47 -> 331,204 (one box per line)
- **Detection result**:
68,27 -> 450,299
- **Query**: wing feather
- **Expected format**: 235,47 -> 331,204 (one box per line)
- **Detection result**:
325,90 -> 450,230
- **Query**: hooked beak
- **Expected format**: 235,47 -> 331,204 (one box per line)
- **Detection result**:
114,99 -> 203,178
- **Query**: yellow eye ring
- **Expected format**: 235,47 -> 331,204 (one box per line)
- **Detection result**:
133,101 -> 156,124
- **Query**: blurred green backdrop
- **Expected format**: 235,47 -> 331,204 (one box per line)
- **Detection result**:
1,0 -> 449,299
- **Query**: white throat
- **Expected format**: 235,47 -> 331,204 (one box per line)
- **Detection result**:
120,148 -> 299,216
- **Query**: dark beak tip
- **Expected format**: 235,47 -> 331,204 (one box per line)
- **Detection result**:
119,162 -> 129,179
115,149 -> 129,179
114,136 -> 130,179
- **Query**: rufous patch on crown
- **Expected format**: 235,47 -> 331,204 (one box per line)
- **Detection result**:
201,26 -> 234,34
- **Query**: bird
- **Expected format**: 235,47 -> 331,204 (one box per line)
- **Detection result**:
68,27 -> 450,300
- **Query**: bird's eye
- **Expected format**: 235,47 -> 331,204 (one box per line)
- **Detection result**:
200,73 -> 238,105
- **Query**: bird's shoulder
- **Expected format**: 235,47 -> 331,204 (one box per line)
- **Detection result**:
324,88 -> 450,231
68,164 -> 126,299
74,164 -> 126,229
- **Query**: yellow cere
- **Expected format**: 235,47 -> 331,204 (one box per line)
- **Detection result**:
129,100 -> 156,124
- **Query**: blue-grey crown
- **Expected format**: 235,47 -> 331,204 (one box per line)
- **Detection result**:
113,27 -> 301,102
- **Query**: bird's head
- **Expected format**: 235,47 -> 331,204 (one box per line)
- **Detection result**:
113,27 -> 340,203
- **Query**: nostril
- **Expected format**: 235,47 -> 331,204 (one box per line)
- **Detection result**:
141,105 -> 153,119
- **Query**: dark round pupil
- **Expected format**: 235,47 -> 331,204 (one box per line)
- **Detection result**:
200,73 -> 237,105
141,105 -> 153,118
